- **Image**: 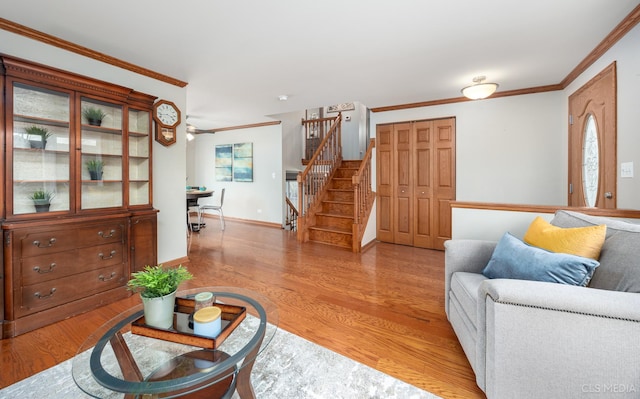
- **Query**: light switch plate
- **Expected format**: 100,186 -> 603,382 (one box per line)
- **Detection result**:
621,162 -> 634,178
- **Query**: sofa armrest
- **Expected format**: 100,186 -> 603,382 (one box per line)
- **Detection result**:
480,279 -> 640,320
444,239 -> 496,316
476,279 -> 640,398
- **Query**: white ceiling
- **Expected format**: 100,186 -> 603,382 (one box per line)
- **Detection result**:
2,0 -> 639,129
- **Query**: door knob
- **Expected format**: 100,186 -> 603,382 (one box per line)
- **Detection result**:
605,192 -> 613,199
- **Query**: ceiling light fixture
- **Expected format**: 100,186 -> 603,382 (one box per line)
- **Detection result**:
461,76 -> 499,100
278,94 -> 288,101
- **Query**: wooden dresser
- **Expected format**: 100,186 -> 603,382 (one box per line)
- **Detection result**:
0,56 -> 158,338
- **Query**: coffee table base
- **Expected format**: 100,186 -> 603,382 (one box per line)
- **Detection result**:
145,350 -> 236,399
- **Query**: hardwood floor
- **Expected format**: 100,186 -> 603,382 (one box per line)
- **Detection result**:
0,219 -> 485,398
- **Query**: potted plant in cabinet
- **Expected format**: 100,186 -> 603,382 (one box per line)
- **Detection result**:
25,126 -> 52,149
82,106 -> 108,126
29,190 -> 55,213
127,264 -> 193,329
86,159 -> 104,180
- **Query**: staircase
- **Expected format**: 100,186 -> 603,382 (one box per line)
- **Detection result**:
307,161 -> 360,249
297,112 -> 375,252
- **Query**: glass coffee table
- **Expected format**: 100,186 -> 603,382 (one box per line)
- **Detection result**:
72,287 -> 278,398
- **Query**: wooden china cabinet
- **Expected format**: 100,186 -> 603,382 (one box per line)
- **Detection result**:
0,56 -> 158,338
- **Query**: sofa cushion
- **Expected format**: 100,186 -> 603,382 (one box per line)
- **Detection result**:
551,210 -> 640,292
482,232 -> 599,286
523,216 -> 606,259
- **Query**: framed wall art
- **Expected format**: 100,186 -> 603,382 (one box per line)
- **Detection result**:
327,102 -> 355,113
233,142 -> 253,182
215,144 -> 232,181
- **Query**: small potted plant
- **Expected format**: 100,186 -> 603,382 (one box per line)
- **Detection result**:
25,126 -> 52,149
82,106 -> 108,126
29,190 -> 55,213
127,264 -> 193,329
86,159 -> 104,180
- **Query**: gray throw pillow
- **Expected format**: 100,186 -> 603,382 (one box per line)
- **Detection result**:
551,210 -> 640,292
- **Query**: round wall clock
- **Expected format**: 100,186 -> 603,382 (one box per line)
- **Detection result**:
153,99 -> 181,146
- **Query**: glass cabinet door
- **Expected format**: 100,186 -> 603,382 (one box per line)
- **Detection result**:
128,108 -> 151,206
80,98 -> 123,210
11,82 -> 71,215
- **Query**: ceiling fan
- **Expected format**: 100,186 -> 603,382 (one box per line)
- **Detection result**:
186,115 -> 216,135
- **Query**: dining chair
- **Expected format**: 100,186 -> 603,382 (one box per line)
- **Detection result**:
199,188 -> 225,230
187,198 -> 201,232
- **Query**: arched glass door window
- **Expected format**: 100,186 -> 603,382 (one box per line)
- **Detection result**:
582,114 -> 599,207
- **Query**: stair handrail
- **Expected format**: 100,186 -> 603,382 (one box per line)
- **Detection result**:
301,115 -> 337,162
285,196 -> 298,231
297,113 -> 342,241
351,139 -> 376,252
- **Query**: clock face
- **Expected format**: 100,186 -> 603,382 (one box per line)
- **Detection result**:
156,103 -> 179,126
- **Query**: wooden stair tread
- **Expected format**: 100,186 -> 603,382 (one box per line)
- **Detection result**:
309,225 -> 352,234
316,212 -> 353,219
322,200 -> 353,205
307,239 -> 351,249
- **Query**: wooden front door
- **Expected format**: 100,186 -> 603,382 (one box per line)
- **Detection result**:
568,62 -> 617,208
376,118 -> 456,250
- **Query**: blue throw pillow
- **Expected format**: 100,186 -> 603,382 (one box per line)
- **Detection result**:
482,232 -> 599,286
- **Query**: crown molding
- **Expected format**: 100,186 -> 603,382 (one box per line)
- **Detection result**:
0,17 -> 187,88
372,4 -> 640,113
194,120 -> 282,134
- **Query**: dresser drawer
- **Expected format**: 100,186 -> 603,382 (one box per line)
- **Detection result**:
17,263 -> 126,317
17,220 -> 126,257
21,243 -> 126,286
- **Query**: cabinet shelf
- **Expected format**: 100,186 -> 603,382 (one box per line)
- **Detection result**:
81,180 -> 122,183
82,124 -> 122,135
15,180 -> 70,184
14,114 -> 70,128
82,152 -> 122,158
13,148 -> 69,155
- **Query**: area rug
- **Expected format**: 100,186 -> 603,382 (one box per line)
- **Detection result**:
1,327 -> 440,399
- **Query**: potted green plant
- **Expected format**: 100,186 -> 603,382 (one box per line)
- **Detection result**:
29,190 -> 55,212
127,264 -> 193,329
82,106 -> 108,126
25,126 -> 52,149
86,159 -> 104,180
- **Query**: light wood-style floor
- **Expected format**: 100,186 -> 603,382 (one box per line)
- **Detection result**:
0,219 -> 485,398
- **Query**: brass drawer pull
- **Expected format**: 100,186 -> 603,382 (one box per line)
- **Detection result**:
98,230 -> 116,239
99,250 -> 117,260
33,238 -> 56,248
99,272 -> 117,281
34,288 -> 56,299
33,263 -> 57,274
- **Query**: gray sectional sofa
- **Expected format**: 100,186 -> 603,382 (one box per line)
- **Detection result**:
444,210 -> 640,399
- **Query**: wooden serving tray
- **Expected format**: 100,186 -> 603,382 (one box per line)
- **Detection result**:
130,296 -> 247,349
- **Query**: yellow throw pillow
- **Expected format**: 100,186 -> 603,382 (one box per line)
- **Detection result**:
523,216 -> 606,260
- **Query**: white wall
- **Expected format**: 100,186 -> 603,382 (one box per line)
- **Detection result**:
278,110 -> 305,173
1,29 -> 189,263
398,23 -> 640,241
332,102 -> 367,160
564,23 -> 640,210
191,125 -> 283,224
370,91 -> 567,206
